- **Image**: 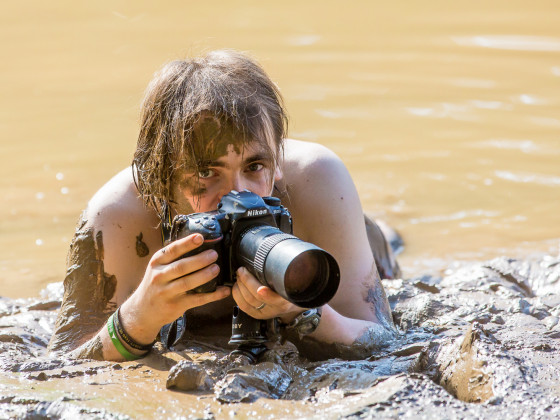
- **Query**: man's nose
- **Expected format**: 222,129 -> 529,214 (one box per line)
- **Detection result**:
229,174 -> 249,193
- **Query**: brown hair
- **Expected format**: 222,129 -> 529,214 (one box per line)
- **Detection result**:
132,50 -> 288,216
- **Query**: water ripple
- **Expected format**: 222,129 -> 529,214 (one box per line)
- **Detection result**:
515,94 -> 548,105
405,103 -> 478,121
453,35 -> 560,52
473,139 -> 539,153
469,100 -> 512,110
495,170 -> 560,187
410,209 -> 500,225
286,34 -> 321,46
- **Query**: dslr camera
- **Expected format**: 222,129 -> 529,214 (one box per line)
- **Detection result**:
169,190 -> 340,308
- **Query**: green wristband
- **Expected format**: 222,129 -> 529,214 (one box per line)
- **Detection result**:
107,313 -> 142,361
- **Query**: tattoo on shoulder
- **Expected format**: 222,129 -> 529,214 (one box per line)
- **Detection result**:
136,232 -> 149,257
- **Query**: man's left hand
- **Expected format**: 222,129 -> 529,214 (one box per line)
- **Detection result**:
232,266 -> 304,324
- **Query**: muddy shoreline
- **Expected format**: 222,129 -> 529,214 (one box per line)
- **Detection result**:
1,255 -> 560,419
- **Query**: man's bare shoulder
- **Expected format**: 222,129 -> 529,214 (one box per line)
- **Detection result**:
85,168 -> 159,231
282,139 -> 341,174
81,168 -> 161,300
279,139 -> 354,236
281,139 -> 349,203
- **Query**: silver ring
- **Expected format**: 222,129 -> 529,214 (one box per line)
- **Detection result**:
255,303 -> 266,310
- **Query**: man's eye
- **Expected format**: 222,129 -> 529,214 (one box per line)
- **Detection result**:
247,163 -> 264,172
198,168 -> 215,179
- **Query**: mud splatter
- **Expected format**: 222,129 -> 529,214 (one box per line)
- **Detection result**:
47,214 -> 117,354
166,359 -> 214,391
173,172 -> 207,200
135,232 -> 149,258
69,335 -> 105,361
191,113 -> 244,164
436,323 -> 494,402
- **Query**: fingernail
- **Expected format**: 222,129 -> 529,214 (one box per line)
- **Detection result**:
237,267 -> 245,276
211,264 -> 219,274
208,250 -> 218,260
193,234 -> 203,245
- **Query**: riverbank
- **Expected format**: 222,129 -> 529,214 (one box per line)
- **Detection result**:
1,254 -> 559,419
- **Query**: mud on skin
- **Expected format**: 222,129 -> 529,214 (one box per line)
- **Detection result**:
47,214 -> 117,355
285,273 -> 397,361
135,232 -> 149,258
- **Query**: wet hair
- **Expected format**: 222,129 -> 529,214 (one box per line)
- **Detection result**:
132,49 -> 288,217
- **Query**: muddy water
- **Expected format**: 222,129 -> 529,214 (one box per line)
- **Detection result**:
1,1 -> 560,419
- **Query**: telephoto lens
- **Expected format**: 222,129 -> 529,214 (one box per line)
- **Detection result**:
236,225 -> 340,308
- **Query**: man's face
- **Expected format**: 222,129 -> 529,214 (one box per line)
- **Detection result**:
170,140 -> 282,215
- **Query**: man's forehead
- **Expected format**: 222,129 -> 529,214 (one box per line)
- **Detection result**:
176,140 -> 272,173
202,141 -> 272,164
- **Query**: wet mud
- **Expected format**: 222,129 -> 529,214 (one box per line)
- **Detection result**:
2,255 -> 560,419
135,233 -> 150,258
47,215 -> 117,354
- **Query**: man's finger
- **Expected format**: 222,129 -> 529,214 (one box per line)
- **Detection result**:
153,234 -> 204,265
159,249 -> 218,283
235,276 -> 262,307
236,267 -> 265,297
167,263 -> 220,295
180,286 -> 231,308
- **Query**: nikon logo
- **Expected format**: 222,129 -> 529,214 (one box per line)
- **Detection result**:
247,209 -> 267,217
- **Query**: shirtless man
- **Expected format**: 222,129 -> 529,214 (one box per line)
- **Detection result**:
47,50 -> 399,361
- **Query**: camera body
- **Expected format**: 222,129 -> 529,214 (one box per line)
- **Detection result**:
162,190 -> 340,353
169,190 -> 293,293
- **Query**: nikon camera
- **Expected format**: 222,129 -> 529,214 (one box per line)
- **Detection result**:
169,190 -> 340,308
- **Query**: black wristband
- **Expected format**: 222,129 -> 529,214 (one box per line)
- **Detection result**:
114,307 -> 155,352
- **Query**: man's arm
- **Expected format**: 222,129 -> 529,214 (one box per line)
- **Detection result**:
48,170 -> 230,360
283,139 -> 393,324
47,212 -> 119,359
232,140 -> 395,360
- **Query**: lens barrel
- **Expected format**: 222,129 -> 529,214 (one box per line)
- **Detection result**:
237,225 -> 340,307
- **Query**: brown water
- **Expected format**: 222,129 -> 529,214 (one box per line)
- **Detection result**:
1,0 -> 560,298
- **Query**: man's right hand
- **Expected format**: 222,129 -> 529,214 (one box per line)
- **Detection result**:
117,233 -> 230,346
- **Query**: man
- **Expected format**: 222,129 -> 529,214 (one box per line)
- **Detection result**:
48,50 -> 399,361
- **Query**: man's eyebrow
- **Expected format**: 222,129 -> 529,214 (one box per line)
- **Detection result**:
198,152 -> 273,168
244,153 -> 273,164
197,160 -> 227,168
